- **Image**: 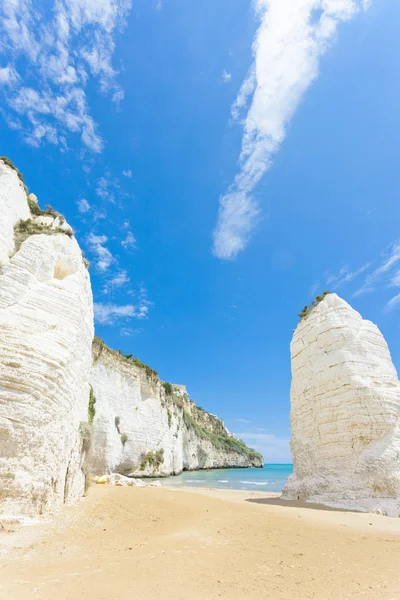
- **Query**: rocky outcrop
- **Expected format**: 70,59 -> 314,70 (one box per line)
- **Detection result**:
0,157 -> 261,518
89,339 -> 263,477
0,159 -> 94,517
283,293 -> 400,516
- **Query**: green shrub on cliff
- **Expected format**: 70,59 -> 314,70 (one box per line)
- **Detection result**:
140,449 -> 164,471
298,290 -> 330,322
14,218 -> 73,243
162,382 -> 173,396
88,386 -> 96,424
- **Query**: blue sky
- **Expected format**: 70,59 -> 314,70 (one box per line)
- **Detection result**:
1,0 -> 400,462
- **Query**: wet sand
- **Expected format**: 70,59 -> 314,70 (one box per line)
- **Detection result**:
1,485 -> 399,599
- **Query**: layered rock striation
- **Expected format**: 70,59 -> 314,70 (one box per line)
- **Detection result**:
0,157 -> 261,518
0,159 -> 94,517
89,338 -> 263,477
283,293 -> 400,516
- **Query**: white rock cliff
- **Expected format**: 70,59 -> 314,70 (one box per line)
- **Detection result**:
0,159 -> 94,517
283,293 -> 400,516
0,158 -> 261,518
89,339 -> 263,477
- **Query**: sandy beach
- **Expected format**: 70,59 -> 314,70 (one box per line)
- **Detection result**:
1,485 -> 400,600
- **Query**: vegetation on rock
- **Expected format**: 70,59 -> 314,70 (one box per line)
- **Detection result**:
140,449 -> 164,471
162,381 -> 173,396
115,416 -> 121,434
298,291 -> 330,321
93,337 -> 158,379
14,219 -> 73,245
183,409 -> 262,463
28,199 -> 66,224
121,433 -> 128,446
88,386 -> 96,424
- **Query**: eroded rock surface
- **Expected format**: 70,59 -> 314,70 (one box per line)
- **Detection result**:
0,160 -> 94,517
89,339 -> 263,477
283,293 -> 400,516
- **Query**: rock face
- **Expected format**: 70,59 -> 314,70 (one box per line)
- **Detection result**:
0,159 -> 94,517
0,157 -> 261,518
282,293 -> 400,516
89,338 -> 263,477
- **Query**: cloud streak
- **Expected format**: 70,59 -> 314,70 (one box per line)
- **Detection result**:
213,0 -> 369,260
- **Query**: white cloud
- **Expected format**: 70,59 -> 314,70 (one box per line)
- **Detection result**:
0,65 -> 18,85
86,232 -> 114,271
235,418 -> 252,424
121,231 -> 136,248
309,280 -> 320,296
0,0 -> 132,150
391,270 -> 400,287
103,270 -> 130,293
354,242 -> 400,297
213,0 -> 368,259
94,303 -> 138,325
94,287 -> 151,324
96,176 -> 115,202
326,262 -> 371,289
386,293 -> 400,311
120,327 -> 143,336
234,431 -> 291,463
122,169 -> 132,178
136,285 -> 152,319
222,69 -> 232,83
76,198 -> 90,213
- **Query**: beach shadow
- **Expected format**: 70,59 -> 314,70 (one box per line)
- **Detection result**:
245,497 -> 359,513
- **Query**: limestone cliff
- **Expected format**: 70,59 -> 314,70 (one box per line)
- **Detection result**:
283,293 -> 400,516
89,338 -> 263,477
0,157 -> 261,518
0,158 -> 94,518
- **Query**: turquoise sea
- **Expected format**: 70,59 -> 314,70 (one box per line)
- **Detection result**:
162,464 -> 293,492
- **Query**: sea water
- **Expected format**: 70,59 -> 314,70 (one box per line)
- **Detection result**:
161,464 -> 293,492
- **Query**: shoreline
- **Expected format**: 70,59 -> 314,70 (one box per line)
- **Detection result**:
1,485 -> 400,599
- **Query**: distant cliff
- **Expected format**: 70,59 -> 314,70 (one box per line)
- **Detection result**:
0,158 -> 262,518
283,293 -> 400,516
89,338 -> 262,477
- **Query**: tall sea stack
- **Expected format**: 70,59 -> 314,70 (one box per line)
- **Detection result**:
283,293 -> 400,516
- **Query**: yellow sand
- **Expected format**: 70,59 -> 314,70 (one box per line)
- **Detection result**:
1,485 -> 400,599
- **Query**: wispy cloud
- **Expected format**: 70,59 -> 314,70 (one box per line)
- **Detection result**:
326,262 -> 371,290
103,270 -> 130,293
314,239 -> 400,311
120,327 -> 143,336
0,0 -> 132,150
222,69 -> 232,83
86,232 -> 114,272
121,230 -> 136,248
354,242 -> 400,297
309,281 -> 320,296
96,176 -> 115,202
76,198 -> 90,213
122,169 -> 132,178
235,418 -> 252,424
94,303 -> 138,325
213,0 -> 368,260
94,287 -> 151,324
386,293 -> 400,311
